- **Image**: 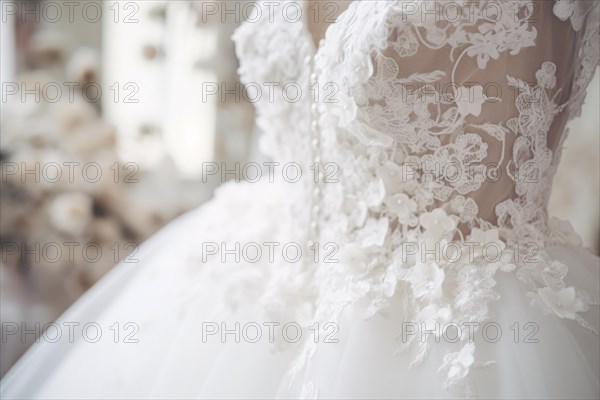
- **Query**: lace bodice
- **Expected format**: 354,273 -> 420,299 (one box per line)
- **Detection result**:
235,0 -> 597,231
232,0 -> 599,396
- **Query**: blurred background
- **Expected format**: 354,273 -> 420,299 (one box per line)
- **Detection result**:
0,0 -> 598,378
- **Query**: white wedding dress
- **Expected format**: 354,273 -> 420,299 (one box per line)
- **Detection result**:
2,1 -> 599,398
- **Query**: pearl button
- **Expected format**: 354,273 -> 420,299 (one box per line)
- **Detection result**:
304,55 -> 312,65
307,55 -> 324,260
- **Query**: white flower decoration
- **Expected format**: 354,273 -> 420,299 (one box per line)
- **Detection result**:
535,287 -> 586,320
407,262 -> 445,299
357,217 -> 389,248
383,267 -> 398,298
466,228 -> 506,260
382,264 -> 410,297
449,195 -> 478,223
439,343 -> 475,386
419,208 -> 457,240
377,161 -> 418,194
365,178 -> 386,208
347,50 -> 374,85
419,304 -> 453,336
343,196 -> 368,231
467,33 -> 500,69
455,85 -> 486,117
331,92 -> 358,126
553,0 -> 587,31
386,193 -> 417,224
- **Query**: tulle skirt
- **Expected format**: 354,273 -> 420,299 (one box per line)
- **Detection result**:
1,182 -> 599,399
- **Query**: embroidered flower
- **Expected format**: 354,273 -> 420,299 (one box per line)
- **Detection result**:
535,62 -> 557,89
448,29 -> 468,48
407,261 -> 445,299
467,32 -> 500,69
553,0 -> 587,31
424,25 -> 446,45
449,195 -> 478,223
505,24 -> 537,55
455,85 -> 486,117
395,35 -> 418,57
419,208 -> 457,240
